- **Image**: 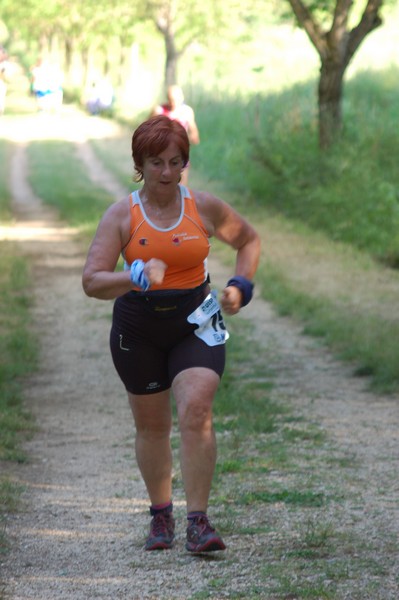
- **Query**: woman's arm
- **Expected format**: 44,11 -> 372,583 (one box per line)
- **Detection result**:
195,191 -> 261,314
82,200 -> 167,300
82,201 -> 132,300
186,106 -> 200,145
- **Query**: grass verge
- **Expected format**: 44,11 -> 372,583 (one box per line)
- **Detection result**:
26,140 -> 113,238
258,263 -> 399,392
0,241 -> 37,558
0,138 -> 36,570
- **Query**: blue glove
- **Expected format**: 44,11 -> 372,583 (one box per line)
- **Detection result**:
130,259 -> 150,291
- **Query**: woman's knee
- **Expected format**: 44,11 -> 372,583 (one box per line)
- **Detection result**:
128,390 -> 172,435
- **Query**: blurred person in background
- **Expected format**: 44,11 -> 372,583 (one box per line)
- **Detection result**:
0,46 -> 10,114
151,85 -> 200,185
86,77 -> 114,116
30,58 -> 63,112
0,68 -> 7,115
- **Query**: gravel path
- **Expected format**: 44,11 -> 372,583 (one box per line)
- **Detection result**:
1,109 -> 398,599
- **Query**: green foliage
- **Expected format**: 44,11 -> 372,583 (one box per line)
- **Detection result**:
195,66 -> 399,265
0,0 -> 141,48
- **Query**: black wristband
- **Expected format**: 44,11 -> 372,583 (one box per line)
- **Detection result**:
226,276 -> 254,307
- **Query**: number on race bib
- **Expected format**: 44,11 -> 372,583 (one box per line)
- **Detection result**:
187,292 -> 229,346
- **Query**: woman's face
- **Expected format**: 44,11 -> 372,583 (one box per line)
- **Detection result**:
142,142 -> 184,191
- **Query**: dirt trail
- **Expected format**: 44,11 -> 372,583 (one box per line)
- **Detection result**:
1,108 -> 398,599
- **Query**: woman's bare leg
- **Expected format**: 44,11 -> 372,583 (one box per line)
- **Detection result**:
128,390 -> 173,505
172,367 -> 220,513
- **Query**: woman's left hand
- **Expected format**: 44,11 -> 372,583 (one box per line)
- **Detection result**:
220,285 -> 242,315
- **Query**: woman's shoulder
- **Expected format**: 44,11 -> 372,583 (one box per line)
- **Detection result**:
188,189 -> 230,236
95,196 -> 132,246
189,188 -> 227,212
99,195 -> 131,224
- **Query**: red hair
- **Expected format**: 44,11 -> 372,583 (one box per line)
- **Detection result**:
132,115 -> 190,182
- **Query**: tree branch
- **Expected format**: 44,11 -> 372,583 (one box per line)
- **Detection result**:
330,0 -> 353,43
347,0 -> 383,62
286,0 -> 329,59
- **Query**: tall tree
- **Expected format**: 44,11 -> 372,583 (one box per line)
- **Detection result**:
141,0 -> 221,90
286,0 -> 384,148
139,0 -> 264,91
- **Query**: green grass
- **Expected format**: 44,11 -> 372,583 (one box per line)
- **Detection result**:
0,140 -> 37,460
0,241 -> 36,568
213,319 -> 279,433
258,263 -> 399,392
90,137 -> 140,193
0,244 -> 37,462
0,478 -> 25,556
26,140 -> 113,234
193,67 -> 399,266
0,140 -> 14,221
0,137 -> 36,568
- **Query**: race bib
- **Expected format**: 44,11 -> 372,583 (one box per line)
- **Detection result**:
187,291 -> 229,346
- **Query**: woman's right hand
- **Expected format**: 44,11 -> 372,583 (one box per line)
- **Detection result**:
144,259 -> 168,286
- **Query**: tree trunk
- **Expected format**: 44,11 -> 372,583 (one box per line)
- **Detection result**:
63,39 -> 73,89
81,46 -> 90,90
318,60 -> 345,149
287,0 -> 384,149
155,7 -> 180,90
164,31 -> 178,88
165,54 -> 178,88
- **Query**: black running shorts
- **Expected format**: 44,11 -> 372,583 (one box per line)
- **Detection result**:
110,285 -> 226,395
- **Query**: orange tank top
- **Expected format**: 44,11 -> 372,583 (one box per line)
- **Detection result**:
123,185 -> 210,290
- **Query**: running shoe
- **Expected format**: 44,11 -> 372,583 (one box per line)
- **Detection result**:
186,514 -> 226,552
145,509 -> 175,551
